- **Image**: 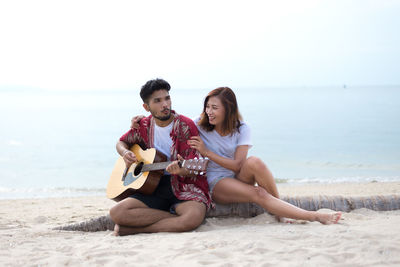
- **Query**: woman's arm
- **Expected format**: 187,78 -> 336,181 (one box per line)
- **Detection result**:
130,115 -> 146,129
188,136 -> 249,174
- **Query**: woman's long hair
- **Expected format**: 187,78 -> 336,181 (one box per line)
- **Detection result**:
198,87 -> 242,134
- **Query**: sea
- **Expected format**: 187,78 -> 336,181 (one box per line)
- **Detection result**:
1,85 -> 399,199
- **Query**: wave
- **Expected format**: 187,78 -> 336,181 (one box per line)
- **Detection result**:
0,186 -> 105,200
6,139 -> 23,146
303,161 -> 400,171
277,175 -> 400,184
2,175 -> 400,200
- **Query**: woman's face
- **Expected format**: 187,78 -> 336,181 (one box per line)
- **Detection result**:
205,96 -> 225,127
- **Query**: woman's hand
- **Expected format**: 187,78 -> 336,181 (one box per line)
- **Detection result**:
188,136 -> 209,157
131,115 -> 145,129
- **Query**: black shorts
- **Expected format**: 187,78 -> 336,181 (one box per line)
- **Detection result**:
130,175 -> 183,213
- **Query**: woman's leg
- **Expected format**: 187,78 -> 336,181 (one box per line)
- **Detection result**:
212,178 -> 341,224
237,156 -> 280,199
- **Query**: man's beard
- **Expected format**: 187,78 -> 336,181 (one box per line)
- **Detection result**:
152,109 -> 171,121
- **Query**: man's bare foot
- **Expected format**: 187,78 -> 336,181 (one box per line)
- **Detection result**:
113,224 -> 139,236
113,224 -> 120,236
316,212 -> 342,225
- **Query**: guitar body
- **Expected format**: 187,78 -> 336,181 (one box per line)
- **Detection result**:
107,145 -> 166,202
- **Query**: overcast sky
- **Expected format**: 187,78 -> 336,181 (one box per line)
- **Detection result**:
0,0 -> 399,91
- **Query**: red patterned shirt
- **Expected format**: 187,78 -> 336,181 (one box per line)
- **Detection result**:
119,110 -> 212,209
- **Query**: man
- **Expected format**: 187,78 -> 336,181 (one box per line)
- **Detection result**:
109,78 -> 211,236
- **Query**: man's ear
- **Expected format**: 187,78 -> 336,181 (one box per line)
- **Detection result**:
143,103 -> 150,112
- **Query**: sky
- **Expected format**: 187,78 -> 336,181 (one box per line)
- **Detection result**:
0,0 -> 399,91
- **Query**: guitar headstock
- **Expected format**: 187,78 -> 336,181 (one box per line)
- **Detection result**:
181,157 -> 209,175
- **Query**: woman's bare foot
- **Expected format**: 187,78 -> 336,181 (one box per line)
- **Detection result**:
315,212 -> 342,225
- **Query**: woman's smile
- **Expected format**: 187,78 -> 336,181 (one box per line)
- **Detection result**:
206,96 -> 225,128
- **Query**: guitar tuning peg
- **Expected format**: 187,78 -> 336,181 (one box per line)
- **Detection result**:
198,166 -> 201,170
194,171 -> 198,175
204,157 -> 209,160
200,171 -> 204,175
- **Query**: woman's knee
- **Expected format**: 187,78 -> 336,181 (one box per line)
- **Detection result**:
252,186 -> 273,203
246,156 -> 267,171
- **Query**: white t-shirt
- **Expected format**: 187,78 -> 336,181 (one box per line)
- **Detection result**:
193,117 -> 252,184
154,121 -> 173,161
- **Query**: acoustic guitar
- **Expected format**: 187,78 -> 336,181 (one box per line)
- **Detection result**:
107,144 -> 209,201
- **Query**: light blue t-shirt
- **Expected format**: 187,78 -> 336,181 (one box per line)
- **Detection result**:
193,117 -> 252,185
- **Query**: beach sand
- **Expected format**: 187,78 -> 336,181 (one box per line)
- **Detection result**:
1,182 -> 400,266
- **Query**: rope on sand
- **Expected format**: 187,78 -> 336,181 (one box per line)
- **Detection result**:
53,194 -> 400,232
53,215 -> 114,232
207,195 -> 400,217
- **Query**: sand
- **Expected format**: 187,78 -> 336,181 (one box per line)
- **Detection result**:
1,182 -> 400,266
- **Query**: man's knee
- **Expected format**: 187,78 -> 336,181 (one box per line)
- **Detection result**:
109,198 -> 146,225
176,202 -> 206,231
179,213 -> 205,231
109,204 -> 123,224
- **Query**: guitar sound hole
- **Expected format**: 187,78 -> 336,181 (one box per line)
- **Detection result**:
134,162 -> 144,176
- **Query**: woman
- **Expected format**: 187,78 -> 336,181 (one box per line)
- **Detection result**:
187,87 -> 341,224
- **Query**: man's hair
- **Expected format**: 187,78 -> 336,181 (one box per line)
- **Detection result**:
198,87 -> 242,134
140,78 -> 171,103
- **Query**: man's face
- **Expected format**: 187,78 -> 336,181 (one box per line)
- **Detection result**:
143,89 -> 172,121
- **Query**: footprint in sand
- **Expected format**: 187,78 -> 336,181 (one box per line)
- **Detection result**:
33,216 -> 47,224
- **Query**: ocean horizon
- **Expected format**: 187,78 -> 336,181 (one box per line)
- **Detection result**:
1,85 -> 399,199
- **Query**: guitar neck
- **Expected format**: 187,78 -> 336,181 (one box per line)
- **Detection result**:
140,158 -> 208,174
141,161 -> 174,172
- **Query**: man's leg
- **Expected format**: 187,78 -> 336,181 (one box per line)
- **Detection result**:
109,197 -> 175,228
115,200 -> 206,236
